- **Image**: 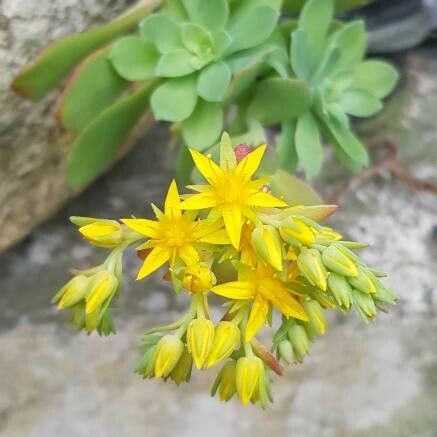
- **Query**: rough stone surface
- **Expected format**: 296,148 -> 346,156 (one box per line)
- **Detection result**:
0,0 -> 139,252
0,40 -> 436,437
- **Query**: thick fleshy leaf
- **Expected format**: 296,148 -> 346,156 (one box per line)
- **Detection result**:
197,61 -> 231,102
175,145 -> 195,186
295,112 -> 323,178
109,36 -> 158,81
353,60 -> 399,99
193,0 -> 229,30
181,23 -> 214,56
182,100 -> 223,150
67,83 -> 153,187
298,0 -> 333,68
338,88 -> 382,117
227,6 -> 279,52
283,0 -> 376,13
139,13 -> 182,53
276,122 -> 298,173
11,2 -> 158,101
270,170 -> 323,205
290,29 -> 312,80
155,49 -> 196,77
248,78 -> 312,125
331,21 -> 367,70
151,75 -> 198,121
57,48 -> 127,132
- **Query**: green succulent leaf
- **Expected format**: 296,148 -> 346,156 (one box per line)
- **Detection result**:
151,75 -> 198,121
197,61 -> 231,102
212,30 -> 233,56
181,23 -> 214,58
191,0 -> 229,30
298,0 -> 333,68
155,49 -> 197,77
330,21 -> 367,70
290,29 -> 312,80
338,88 -> 382,117
175,144 -> 195,186
228,6 -> 279,52
67,83 -> 153,187
248,78 -> 312,125
58,48 -> 127,132
140,13 -> 183,53
276,122 -> 298,173
11,2 -> 158,101
295,111 -> 323,178
109,36 -> 158,81
182,100 -> 223,150
353,60 -> 399,99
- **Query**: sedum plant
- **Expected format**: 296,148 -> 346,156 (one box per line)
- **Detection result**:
53,134 -> 396,407
12,0 -> 397,187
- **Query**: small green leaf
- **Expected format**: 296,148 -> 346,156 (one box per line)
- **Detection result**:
193,0 -> 229,30
248,78 -> 312,125
140,13 -> 182,53
353,60 -> 399,99
331,21 -> 367,70
182,100 -> 223,150
155,49 -> 196,77
11,2 -> 158,101
151,75 -> 198,122
175,144 -> 195,186
67,83 -> 154,187
290,29 -> 312,80
212,30 -> 232,56
58,48 -> 127,132
197,61 -> 231,102
181,23 -> 214,59
109,36 -> 158,81
338,88 -> 382,117
228,6 -> 279,52
295,112 -> 323,178
270,170 -> 323,205
277,122 -> 298,173
219,131 -> 237,170
299,0 -> 333,68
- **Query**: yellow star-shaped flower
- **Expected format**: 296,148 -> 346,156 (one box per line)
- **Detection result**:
122,180 -> 229,279
180,145 -> 287,249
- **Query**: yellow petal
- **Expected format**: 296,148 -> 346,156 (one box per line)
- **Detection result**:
211,281 -> 255,300
265,284 -> 308,322
180,192 -> 218,210
235,144 -> 266,180
186,184 -> 210,192
137,245 -> 170,279
178,244 -> 199,265
245,295 -> 269,342
164,179 -> 181,218
246,191 -> 287,208
121,218 -> 159,238
190,149 -> 222,184
198,229 -> 230,245
222,204 -> 242,249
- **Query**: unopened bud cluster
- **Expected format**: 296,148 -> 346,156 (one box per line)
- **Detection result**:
53,133 -> 396,407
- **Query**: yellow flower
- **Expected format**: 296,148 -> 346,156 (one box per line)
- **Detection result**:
205,321 -> 241,368
78,219 -> 123,248
182,263 -> 217,293
251,224 -> 283,271
212,264 -> 308,341
122,180 -> 229,279
235,356 -> 262,405
154,335 -> 185,378
52,275 -> 90,309
180,145 -> 287,249
187,318 -> 215,368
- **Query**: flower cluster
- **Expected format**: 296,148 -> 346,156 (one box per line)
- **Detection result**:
53,133 -> 396,407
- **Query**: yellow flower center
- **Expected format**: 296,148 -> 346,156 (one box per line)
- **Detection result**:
214,173 -> 245,204
159,216 -> 196,248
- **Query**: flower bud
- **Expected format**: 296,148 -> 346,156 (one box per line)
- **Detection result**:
205,321 -> 241,368
234,143 -> 252,162
279,217 -> 316,246
349,267 -> 377,294
287,324 -> 309,362
182,264 -> 216,293
351,289 -> 377,321
327,272 -> 352,308
77,218 -> 123,248
235,356 -> 262,405
169,346 -> 192,385
136,346 -> 157,379
374,283 -> 397,305
251,225 -> 283,271
302,299 -> 326,337
52,275 -> 90,309
297,248 -> 327,291
211,361 -> 237,402
315,226 -> 343,243
278,339 -> 294,365
322,244 -> 358,277
187,318 -> 215,368
154,335 -> 184,378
